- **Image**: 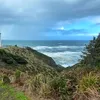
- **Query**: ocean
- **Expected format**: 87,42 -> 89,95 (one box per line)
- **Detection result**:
2,40 -> 89,67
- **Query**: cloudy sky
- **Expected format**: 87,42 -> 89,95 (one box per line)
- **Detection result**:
0,0 -> 100,40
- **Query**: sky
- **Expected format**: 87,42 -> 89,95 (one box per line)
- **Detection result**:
0,0 -> 100,40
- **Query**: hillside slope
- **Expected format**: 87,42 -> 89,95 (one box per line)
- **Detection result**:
0,46 -> 58,75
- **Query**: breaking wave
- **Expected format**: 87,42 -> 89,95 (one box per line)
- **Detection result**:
33,46 -> 84,50
32,46 -> 83,67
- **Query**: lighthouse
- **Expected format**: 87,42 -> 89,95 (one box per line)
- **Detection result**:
0,33 -> 2,47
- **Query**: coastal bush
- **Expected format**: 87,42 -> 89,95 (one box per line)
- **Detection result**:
3,75 -> 10,84
78,72 -> 99,92
73,72 -> 100,100
0,48 -> 27,65
30,71 -> 81,100
31,73 -> 51,97
73,88 -> 100,100
2,57 -> 16,64
39,82 -> 51,98
50,76 -> 72,100
15,70 -> 21,83
12,55 -> 28,64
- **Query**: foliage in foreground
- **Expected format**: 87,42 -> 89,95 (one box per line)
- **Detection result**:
28,66 -> 100,100
30,73 -> 71,100
73,72 -> 100,100
0,81 -> 29,100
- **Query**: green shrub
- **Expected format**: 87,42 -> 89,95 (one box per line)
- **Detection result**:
31,74 -> 47,92
73,72 -> 100,100
12,55 -> 28,64
50,76 -> 69,100
2,57 -> 16,64
78,72 -> 99,92
15,70 -> 21,82
0,48 -> 27,65
31,74 -> 73,99
31,74 -> 52,98
3,75 -> 10,84
39,82 -> 51,97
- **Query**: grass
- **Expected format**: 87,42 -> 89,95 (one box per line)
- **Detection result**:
73,72 -> 100,100
30,73 -> 72,100
78,72 -> 99,92
0,80 -> 29,100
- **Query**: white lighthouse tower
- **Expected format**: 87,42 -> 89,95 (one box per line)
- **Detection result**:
0,33 -> 2,47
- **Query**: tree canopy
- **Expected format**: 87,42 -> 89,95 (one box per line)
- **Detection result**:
81,33 -> 100,67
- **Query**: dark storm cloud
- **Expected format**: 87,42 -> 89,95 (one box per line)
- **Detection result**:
0,0 -> 100,39
1,0 -> 100,25
42,0 -> 100,22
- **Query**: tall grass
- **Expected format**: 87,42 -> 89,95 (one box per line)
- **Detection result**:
30,74 -> 72,100
73,72 -> 100,100
31,74 -> 51,98
78,72 -> 99,92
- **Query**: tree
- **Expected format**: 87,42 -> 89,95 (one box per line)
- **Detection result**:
81,33 -> 100,67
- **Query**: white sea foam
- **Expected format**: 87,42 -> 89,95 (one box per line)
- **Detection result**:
40,51 -> 82,57
33,45 -> 84,50
39,51 -> 82,67
32,46 -> 83,67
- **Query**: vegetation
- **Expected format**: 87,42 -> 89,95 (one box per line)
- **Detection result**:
0,33 -> 100,100
81,33 -> 100,67
73,72 -> 100,100
3,75 -> 10,84
0,80 -> 29,100
0,46 -> 58,75
0,49 -> 27,65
